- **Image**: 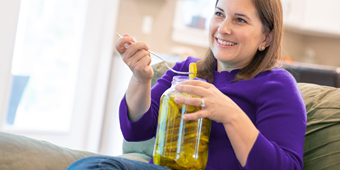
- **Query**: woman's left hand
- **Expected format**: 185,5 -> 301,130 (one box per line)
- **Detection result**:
174,80 -> 242,124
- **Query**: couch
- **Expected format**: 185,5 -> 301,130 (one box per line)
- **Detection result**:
1,62 -> 340,170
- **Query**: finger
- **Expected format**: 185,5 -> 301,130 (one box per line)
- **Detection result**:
124,42 -> 150,60
174,96 -> 202,107
130,53 -> 152,72
126,49 -> 150,66
134,56 -> 153,75
175,84 -> 209,97
136,53 -> 152,67
182,110 -> 207,120
180,80 -> 211,89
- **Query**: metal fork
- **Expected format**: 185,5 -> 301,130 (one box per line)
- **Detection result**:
115,32 -> 192,75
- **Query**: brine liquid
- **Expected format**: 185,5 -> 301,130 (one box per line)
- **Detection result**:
153,94 -> 211,170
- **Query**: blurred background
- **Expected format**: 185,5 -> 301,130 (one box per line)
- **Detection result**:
0,0 -> 339,157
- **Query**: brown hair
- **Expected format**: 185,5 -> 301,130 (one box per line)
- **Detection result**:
197,0 -> 283,83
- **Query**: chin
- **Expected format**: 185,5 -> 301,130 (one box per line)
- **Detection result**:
214,54 -> 234,62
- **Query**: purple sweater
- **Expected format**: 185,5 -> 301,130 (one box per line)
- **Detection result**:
119,57 -> 306,170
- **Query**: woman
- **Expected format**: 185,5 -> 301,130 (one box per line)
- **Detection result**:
68,0 -> 306,169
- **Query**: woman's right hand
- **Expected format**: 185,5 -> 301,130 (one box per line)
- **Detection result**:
115,33 -> 154,83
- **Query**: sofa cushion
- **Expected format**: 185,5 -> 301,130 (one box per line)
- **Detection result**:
0,132 -> 98,170
121,138 -> 156,163
298,83 -> 340,170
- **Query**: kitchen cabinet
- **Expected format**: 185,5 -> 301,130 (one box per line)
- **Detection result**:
171,0 -> 212,47
282,0 -> 340,37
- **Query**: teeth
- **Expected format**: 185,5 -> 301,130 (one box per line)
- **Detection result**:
217,39 -> 236,46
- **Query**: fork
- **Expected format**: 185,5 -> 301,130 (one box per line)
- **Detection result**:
115,32 -> 192,75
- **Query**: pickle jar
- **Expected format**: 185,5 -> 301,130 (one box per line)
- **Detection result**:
153,75 -> 212,170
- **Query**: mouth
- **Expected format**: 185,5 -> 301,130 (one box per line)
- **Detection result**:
216,38 -> 237,46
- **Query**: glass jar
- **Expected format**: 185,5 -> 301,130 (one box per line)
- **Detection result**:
153,76 -> 212,170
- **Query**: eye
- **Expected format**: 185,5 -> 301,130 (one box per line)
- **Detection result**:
236,18 -> 247,23
215,11 -> 223,17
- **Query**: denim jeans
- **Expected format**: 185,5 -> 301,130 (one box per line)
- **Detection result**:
67,156 -> 171,170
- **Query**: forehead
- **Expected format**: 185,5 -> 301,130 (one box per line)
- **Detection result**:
216,0 -> 258,17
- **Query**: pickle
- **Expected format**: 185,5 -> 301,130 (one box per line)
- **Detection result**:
176,145 -> 195,168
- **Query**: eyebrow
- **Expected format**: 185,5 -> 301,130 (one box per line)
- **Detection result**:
235,13 -> 251,21
216,6 -> 252,22
216,7 -> 224,12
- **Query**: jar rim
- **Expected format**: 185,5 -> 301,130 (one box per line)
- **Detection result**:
173,75 -> 207,82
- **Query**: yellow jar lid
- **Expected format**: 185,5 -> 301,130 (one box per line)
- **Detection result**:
189,63 -> 197,79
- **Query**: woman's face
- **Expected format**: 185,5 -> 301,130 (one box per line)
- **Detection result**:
209,0 -> 267,71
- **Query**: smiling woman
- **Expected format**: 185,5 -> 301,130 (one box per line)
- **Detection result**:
197,0 -> 282,83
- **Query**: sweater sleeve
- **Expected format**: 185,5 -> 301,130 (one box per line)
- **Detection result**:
119,57 -> 200,141
243,69 -> 307,170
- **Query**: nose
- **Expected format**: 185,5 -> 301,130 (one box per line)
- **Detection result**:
218,17 -> 231,35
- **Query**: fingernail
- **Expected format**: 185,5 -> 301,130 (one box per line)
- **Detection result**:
174,97 -> 180,102
125,37 -> 131,41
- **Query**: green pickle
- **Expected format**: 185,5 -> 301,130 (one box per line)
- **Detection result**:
153,88 -> 212,170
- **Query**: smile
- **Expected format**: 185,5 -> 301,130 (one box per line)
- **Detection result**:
216,38 -> 237,46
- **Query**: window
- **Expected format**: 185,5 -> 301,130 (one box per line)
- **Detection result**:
6,0 -> 88,132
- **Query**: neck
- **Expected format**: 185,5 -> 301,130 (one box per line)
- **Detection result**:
217,61 -> 243,73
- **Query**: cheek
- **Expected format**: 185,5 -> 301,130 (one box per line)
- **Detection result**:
209,21 -> 218,45
234,28 -> 251,40
209,21 -> 218,35
235,29 -> 262,46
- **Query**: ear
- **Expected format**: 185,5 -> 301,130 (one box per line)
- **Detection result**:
259,31 -> 273,51
264,31 -> 273,47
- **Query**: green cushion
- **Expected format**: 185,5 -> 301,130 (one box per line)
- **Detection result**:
122,138 -> 155,162
299,83 -> 340,170
151,62 -> 175,87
